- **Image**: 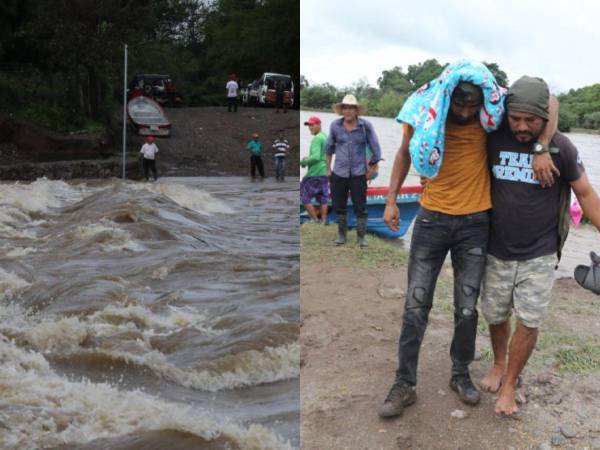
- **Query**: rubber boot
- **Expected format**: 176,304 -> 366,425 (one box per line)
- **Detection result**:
335,215 -> 347,246
357,217 -> 368,247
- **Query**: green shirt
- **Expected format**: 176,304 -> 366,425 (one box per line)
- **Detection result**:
300,131 -> 327,177
246,139 -> 262,156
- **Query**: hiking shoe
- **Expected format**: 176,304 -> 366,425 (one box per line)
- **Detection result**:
449,374 -> 481,405
379,381 -> 417,418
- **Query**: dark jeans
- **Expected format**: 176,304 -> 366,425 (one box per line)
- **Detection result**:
396,207 -> 489,386
227,97 -> 237,112
275,156 -> 285,179
250,155 -> 264,178
330,173 -> 367,218
143,158 -> 157,180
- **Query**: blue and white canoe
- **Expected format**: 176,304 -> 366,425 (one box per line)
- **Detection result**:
300,185 -> 423,239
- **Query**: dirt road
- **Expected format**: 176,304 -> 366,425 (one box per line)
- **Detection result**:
0,106 -> 299,180
300,224 -> 600,450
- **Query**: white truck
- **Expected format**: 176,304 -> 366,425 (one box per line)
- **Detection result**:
243,73 -> 294,107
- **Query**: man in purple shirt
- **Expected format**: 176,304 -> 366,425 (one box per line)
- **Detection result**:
326,94 -> 382,247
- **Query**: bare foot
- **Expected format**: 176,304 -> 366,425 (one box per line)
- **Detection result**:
480,365 -> 505,393
495,386 -> 519,415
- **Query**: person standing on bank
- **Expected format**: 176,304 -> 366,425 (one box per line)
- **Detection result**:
301,116 -> 329,223
226,74 -> 239,113
246,132 -> 265,180
325,94 -> 382,247
139,135 -> 159,181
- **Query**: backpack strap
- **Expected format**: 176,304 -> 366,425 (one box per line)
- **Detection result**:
554,144 -> 570,264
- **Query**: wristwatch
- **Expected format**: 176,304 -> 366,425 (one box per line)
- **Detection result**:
533,142 -> 549,155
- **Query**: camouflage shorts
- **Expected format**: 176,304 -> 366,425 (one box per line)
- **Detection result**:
481,253 -> 557,328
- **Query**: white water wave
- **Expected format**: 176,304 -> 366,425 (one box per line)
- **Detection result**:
129,182 -> 234,215
0,338 -> 292,450
0,269 -> 32,302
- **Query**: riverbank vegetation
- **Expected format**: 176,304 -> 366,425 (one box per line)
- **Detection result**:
300,59 -> 600,133
0,0 -> 298,133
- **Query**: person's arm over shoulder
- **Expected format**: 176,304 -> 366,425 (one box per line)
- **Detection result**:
532,95 -> 560,187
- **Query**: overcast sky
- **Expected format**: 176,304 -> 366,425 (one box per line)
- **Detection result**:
300,0 -> 600,94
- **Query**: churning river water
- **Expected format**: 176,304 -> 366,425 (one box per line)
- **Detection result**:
0,177 -> 299,449
301,111 -> 600,279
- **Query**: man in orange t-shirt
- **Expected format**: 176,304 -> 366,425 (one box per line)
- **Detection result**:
379,81 -> 557,419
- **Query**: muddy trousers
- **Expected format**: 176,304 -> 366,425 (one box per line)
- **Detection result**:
143,158 -> 157,180
250,155 -> 264,178
395,207 -> 489,386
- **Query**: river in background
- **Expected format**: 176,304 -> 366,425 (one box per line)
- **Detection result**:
301,110 -> 600,279
0,177 -> 299,449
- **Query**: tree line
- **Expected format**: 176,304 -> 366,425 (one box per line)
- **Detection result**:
0,0 -> 299,133
300,59 -> 599,132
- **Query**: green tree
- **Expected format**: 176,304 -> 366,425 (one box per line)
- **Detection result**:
300,83 -> 338,110
406,59 -> 443,88
377,66 -> 412,93
483,62 -> 509,87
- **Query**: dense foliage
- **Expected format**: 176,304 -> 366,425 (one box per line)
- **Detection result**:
301,60 -> 600,132
0,0 -> 299,132
300,59 -> 508,118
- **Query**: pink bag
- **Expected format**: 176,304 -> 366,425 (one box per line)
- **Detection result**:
570,198 -> 583,227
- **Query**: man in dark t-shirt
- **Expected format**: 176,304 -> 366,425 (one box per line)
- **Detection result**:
479,76 -> 600,416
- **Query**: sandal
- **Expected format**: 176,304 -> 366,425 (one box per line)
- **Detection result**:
574,251 -> 600,295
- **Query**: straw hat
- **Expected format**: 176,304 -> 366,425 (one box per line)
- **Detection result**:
333,94 -> 366,115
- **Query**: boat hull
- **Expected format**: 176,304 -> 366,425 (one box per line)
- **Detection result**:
127,96 -> 171,137
300,185 -> 422,238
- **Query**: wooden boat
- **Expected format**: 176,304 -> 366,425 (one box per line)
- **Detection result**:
300,185 -> 423,238
127,95 -> 171,136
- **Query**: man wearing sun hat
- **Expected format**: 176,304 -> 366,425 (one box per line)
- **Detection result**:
301,116 -> 329,223
326,94 -> 382,247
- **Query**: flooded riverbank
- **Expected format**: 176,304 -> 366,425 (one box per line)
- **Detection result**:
0,176 -> 299,449
301,110 -> 600,278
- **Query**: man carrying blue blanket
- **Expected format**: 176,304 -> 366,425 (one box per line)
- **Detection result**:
379,61 -> 557,418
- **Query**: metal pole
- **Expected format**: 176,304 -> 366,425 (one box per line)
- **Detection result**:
122,44 -> 128,179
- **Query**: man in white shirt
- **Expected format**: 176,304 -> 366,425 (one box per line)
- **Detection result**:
139,135 -> 159,181
226,75 -> 239,112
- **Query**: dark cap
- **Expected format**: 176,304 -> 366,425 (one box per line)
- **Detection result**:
452,82 -> 483,104
506,76 -> 549,120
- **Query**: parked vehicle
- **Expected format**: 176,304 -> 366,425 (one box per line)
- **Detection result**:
243,73 -> 294,107
128,74 -> 183,106
127,96 -> 171,137
242,80 -> 260,105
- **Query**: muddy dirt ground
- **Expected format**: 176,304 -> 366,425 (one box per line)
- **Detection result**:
300,223 -> 600,450
0,106 -> 299,179
127,106 -> 299,178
